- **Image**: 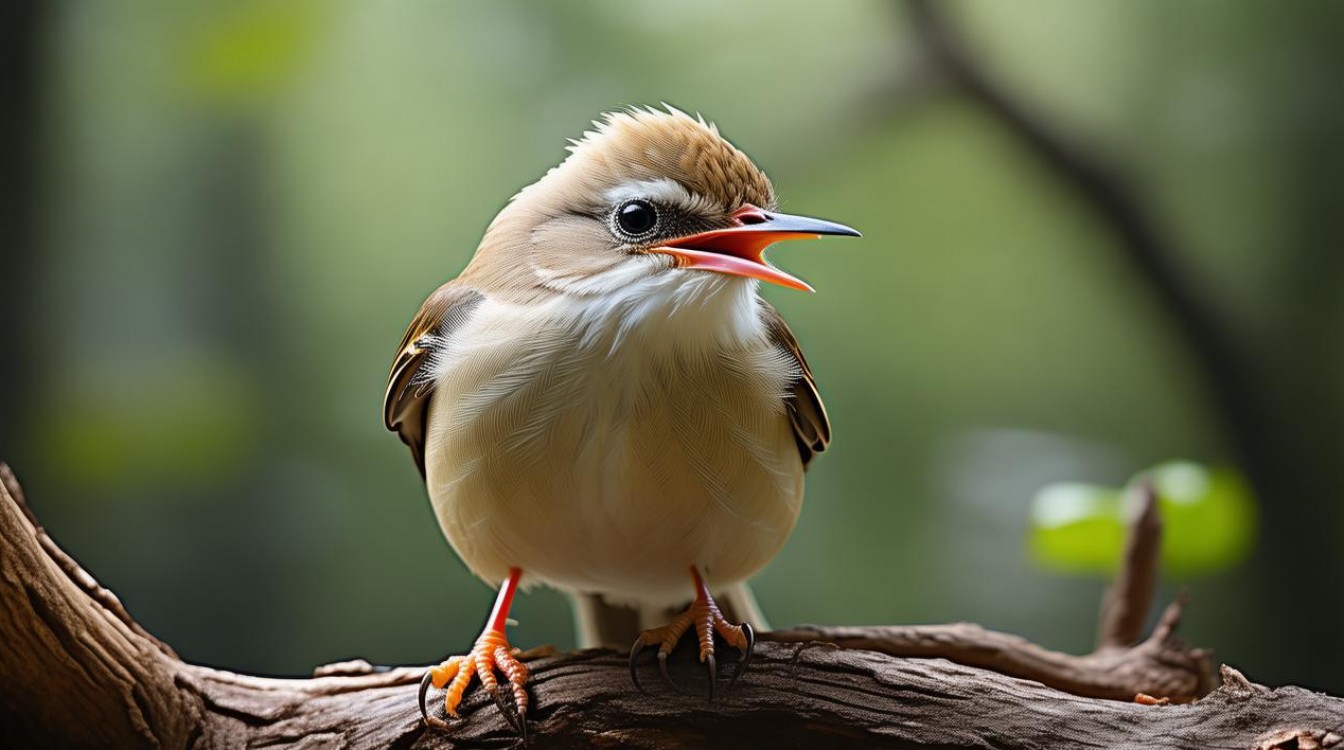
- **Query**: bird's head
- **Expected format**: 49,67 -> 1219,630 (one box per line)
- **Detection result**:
464,106 -> 859,296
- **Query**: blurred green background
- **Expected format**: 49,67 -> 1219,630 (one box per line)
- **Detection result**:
3,1 -> 1341,692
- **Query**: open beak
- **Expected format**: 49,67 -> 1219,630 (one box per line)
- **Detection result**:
647,205 -> 860,292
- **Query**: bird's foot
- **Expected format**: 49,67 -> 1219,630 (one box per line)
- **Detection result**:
420,629 -> 529,737
629,569 -> 755,702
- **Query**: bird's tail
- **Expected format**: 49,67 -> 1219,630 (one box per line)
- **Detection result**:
570,582 -> 770,648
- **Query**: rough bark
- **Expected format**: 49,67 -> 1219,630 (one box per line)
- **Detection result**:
2,465 -> 1342,749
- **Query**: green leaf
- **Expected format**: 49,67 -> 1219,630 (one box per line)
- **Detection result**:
179,1 -> 324,107
39,352 -> 261,496
1029,461 -> 1256,576
1029,483 -> 1126,573
1139,461 -> 1256,576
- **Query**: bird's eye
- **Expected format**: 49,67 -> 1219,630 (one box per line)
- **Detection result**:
615,200 -> 658,237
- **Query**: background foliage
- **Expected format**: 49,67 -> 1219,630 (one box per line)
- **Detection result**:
4,0 -> 1341,691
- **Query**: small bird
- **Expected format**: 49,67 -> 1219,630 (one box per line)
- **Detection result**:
384,106 -> 857,731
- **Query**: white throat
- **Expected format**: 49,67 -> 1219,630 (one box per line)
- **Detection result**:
559,269 -> 765,356
423,266 -> 773,398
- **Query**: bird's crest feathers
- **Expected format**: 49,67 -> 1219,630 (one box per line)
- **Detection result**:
548,104 -> 774,211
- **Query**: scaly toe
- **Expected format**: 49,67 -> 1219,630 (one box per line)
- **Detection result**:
630,596 -> 754,702
494,644 -> 530,721
420,633 -> 532,734
629,616 -> 694,693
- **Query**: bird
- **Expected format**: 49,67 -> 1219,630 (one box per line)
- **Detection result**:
383,106 -> 858,732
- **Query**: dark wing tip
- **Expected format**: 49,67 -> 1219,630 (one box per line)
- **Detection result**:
758,299 -> 831,469
383,285 -> 484,478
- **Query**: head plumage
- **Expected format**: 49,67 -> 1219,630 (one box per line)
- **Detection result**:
560,105 -> 776,210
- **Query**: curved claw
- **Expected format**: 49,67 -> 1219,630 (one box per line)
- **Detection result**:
659,651 -> 687,694
419,670 -> 432,723
488,684 -> 527,741
629,639 -> 649,694
630,573 -> 755,704
705,652 -> 718,704
631,637 -> 691,695
723,622 -> 755,700
419,671 -> 449,729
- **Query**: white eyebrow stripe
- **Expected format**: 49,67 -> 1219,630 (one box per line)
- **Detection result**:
604,178 -> 700,210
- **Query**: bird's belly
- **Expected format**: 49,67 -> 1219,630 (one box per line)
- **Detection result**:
423,336 -> 803,605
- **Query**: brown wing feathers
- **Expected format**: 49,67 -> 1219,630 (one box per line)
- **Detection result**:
759,300 -> 831,468
383,284 -> 484,477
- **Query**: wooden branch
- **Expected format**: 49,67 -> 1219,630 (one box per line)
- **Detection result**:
765,597 -> 1207,703
1,466 -> 1339,750
1096,481 -> 1162,649
765,481 -> 1206,703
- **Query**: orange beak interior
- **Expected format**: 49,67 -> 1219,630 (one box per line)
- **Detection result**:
648,205 -> 860,292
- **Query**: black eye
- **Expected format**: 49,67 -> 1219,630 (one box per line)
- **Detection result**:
616,200 -> 658,236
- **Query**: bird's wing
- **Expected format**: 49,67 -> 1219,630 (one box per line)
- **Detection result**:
383,283 -> 485,478
759,299 -> 831,468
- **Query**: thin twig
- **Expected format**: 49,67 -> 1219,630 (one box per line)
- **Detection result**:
1096,481 -> 1162,649
770,481 -> 1207,702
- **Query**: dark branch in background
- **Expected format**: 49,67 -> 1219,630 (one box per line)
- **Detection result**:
898,0 -> 1344,691
901,0 -> 1268,488
0,0 -> 44,466
16,462 -> 1344,750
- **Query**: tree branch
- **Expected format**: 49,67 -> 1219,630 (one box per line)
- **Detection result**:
2,465 -> 1339,748
766,598 -> 1206,703
766,480 -> 1202,703
901,0 -> 1268,485
1096,481 -> 1163,649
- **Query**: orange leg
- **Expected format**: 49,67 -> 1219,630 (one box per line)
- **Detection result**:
628,567 -> 755,702
419,567 -> 529,736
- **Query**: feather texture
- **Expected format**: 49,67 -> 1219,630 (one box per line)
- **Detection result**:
383,284 -> 483,477
417,273 -> 807,604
